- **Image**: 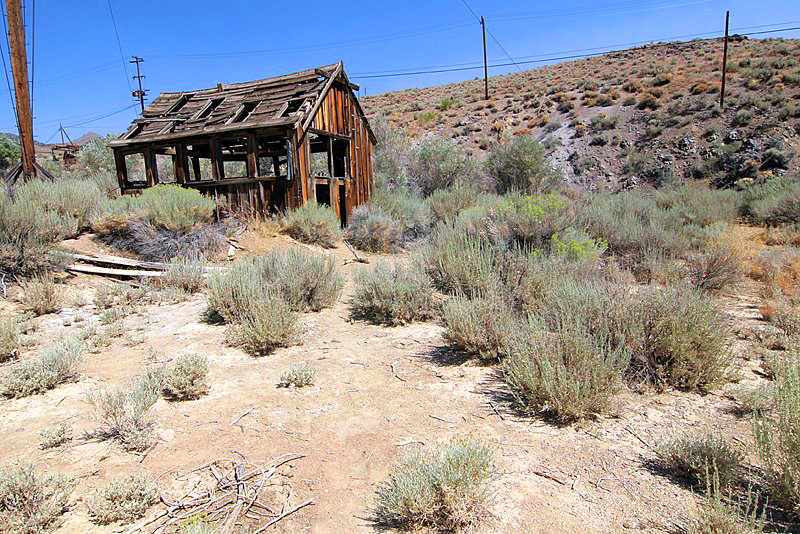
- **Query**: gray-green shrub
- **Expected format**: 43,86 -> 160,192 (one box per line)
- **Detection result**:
163,353 -> 209,400
486,193 -> 575,251
427,186 -> 479,222
2,338 -> 84,398
743,175 -> 800,225
351,262 -> 436,325
87,367 -> 164,452
407,138 -> 476,196
636,286 -> 732,391
91,184 -> 223,261
207,248 -> 342,321
369,188 -> 431,241
20,274 -> 62,316
419,222 -> 497,297
280,362 -> 316,388
160,255 -> 206,294
656,434 -> 742,488
443,293 -> 517,359
281,201 -> 342,247
484,136 -> 561,194
38,422 -> 73,450
503,317 -> 630,421
0,462 -> 73,534
231,295 -> 299,356
87,472 -> 158,525
0,316 -> 19,362
376,437 -> 494,531
755,346 -> 800,516
346,205 -> 404,253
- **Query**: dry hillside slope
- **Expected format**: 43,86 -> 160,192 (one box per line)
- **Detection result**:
361,37 -> 800,191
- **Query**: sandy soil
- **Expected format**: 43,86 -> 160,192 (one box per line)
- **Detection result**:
0,232 -> 788,533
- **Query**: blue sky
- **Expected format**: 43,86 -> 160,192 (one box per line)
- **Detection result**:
4,0 -> 800,141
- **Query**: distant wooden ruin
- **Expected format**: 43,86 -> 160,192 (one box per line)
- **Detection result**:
109,62 -> 375,224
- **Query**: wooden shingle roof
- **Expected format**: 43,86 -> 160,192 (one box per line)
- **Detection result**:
110,63 -> 358,146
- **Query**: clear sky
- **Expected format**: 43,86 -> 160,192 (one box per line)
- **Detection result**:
4,0 -> 800,141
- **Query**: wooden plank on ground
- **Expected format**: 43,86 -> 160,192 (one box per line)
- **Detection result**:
65,265 -> 164,278
63,253 -> 169,271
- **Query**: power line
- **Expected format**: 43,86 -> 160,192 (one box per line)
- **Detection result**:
488,0 -> 715,22
63,103 -> 137,128
350,24 -> 800,80
459,0 -> 522,72
106,0 -> 137,114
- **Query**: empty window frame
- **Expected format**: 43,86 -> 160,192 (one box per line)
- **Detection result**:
185,142 -> 213,181
166,93 -> 194,114
123,153 -> 147,184
309,133 -> 330,177
153,149 -> 176,184
257,135 -> 287,177
219,138 -> 248,178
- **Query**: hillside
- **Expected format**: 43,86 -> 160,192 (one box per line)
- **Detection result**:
361,37 -> 800,191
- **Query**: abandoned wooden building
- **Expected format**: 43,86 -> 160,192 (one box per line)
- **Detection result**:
109,62 -> 375,224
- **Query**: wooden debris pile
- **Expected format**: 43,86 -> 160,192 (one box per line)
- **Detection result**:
128,453 -> 313,533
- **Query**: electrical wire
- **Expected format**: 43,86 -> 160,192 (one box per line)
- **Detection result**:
350,24 -> 800,80
458,0 -> 522,72
63,103 -> 137,128
106,0 -> 136,114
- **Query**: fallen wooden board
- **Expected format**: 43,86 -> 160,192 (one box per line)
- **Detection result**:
65,264 -> 163,278
65,253 -> 168,271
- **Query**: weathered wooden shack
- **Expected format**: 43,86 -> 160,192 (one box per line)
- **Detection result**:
109,62 -> 375,224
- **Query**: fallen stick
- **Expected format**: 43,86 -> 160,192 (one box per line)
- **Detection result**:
251,499 -> 315,533
342,240 -> 369,264
230,407 -> 256,427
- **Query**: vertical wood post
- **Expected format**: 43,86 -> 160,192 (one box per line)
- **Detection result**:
6,0 -> 35,179
113,149 -> 127,192
481,16 -> 489,101
720,11 -> 730,109
246,134 -> 258,177
174,144 -> 187,184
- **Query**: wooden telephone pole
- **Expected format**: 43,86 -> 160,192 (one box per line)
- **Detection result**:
481,16 -> 488,100
5,0 -> 35,180
720,11 -> 730,109
130,55 -> 148,113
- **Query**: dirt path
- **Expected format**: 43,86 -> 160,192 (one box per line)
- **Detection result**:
0,237 -> 783,533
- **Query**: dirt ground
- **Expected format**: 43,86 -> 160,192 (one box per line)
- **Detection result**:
0,230 -> 787,533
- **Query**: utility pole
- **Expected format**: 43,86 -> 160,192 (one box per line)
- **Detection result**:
6,0 -> 35,180
720,11 -> 730,109
59,123 -> 64,144
130,55 -> 148,114
481,16 -> 489,100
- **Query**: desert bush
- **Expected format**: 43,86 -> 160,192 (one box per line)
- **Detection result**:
655,186 -> 741,228
38,422 -> 72,450
420,223 -> 497,297
0,462 -> 73,534
750,248 -> 800,298
656,434 -> 742,488
351,262 -> 436,325
2,338 -> 84,398
0,193 -> 60,276
755,346 -> 800,516
688,467 -> 766,534
369,188 -> 431,242
372,115 -> 411,191
281,201 -> 342,247
484,136 -> 561,194
688,244 -> 742,293
94,282 -> 149,310
503,316 -> 630,421
91,185 -> 222,261
0,316 -> 19,362
160,255 -> 206,294
376,437 -> 494,531
550,228 -> 607,262
743,175 -> 800,225
207,249 -> 342,322
443,293 -> 517,359
87,472 -> 158,525
426,186 -> 479,222
487,193 -> 574,251
76,135 -> 116,174
15,177 -> 106,234
87,367 -> 164,452
346,205 -> 404,253
280,362 -> 316,388
163,353 -> 208,400
636,286 -> 732,391
407,138 -> 476,196
20,274 -> 62,316
230,295 -> 299,356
